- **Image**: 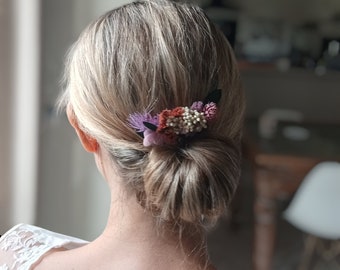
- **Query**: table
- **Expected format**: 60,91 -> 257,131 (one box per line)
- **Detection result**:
243,119 -> 340,270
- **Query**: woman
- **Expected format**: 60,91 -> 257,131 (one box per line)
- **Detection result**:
0,0 -> 245,269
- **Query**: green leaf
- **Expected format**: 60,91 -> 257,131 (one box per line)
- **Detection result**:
204,89 -> 221,104
143,122 -> 157,131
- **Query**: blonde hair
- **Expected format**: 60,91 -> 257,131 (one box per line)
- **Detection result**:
59,0 -> 245,228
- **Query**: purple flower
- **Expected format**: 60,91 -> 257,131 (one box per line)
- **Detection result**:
128,112 -> 159,133
190,101 -> 204,112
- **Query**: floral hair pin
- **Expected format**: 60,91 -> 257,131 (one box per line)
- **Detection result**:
128,89 -> 221,147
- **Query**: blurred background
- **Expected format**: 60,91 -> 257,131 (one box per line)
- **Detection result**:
0,0 -> 339,269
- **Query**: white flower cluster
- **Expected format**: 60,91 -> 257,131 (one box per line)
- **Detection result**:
166,107 -> 208,135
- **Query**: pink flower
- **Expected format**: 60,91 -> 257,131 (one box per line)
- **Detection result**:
143,129 -> 165,147
203,102 -> 218,120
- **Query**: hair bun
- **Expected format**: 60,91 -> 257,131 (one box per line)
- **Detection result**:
143,137 -> 241,226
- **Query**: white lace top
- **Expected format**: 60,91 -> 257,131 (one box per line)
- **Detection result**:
0,224 -> 88,270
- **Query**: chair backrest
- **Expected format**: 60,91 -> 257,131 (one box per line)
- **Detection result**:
283,161 -> 340,240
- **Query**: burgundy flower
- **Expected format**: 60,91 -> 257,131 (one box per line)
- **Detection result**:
170,107 -> 184,117
157,110 -> 171,132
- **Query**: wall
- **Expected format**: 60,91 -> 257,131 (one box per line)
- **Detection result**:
0,0 -> 41,231
0,0 -> 12,232
36,0 -> 132,240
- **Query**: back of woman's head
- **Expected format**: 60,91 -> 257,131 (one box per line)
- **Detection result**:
59,0 -> 245,228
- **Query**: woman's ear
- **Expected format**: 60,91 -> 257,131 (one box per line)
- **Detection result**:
67,107 -> 98,153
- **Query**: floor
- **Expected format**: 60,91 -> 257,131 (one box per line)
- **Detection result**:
206,163 -> 340,270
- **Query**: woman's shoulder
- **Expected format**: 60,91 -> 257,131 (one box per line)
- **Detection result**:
0,223 -> 88,270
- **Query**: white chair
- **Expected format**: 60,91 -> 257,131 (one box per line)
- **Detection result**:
283,161 -> 340,270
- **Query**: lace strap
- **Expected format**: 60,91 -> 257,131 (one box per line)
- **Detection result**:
0,224 -> 88,270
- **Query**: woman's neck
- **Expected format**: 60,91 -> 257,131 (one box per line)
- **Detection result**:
93,147 -> 213,269
90,187 -> 210,270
